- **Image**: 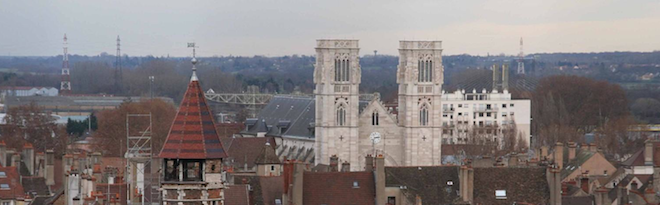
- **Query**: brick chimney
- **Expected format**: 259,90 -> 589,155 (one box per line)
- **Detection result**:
365,155 -> 374,172
46,149 -> 55,186
580,177 -> 590,193
329,155 -> 339,172
375,155 -> 386,205
645,140 -> 654,166
568,142 -> 577,162
589,143 -> 597,152
341,161 -> 350,172
554,142 -> 564,169
580,143 -> 589,152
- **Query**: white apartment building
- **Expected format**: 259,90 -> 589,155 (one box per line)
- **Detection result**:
440,88 -> 531,148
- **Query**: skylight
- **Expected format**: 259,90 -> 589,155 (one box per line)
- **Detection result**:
495,190 -> 507,199
0,184 -> 9,190
0,172 -> 6,178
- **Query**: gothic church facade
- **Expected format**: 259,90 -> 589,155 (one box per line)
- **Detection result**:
314,40 -> 444,170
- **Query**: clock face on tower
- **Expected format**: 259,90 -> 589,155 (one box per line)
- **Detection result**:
370,132 -> 382,144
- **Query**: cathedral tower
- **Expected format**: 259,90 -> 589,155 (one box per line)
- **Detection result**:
396,41 -> 444,166
314,40 -> 361,167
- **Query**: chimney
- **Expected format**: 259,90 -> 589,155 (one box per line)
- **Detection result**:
645,140 -> 654,166
35,152 -> 45,177
502,64 -> 509,91
580,177 -> 590,193
365,155 -> 374,172
341,161 -> 350,172
589,143 -> 597,152
375,155 -> 386,205
547,165 -> 562,205
554,142 -> 564,169
290,162 -> 304,205
460,166 -> 474,203
12,153 -> 21,169
492,64 -> 500,90
508,152 -> 518,167
580,143 -> 589,152
329,155 -> 339,172
540,146 -> 549,161
46,149 -> 55,186
5,149 -> 15,166
23,143 -> 34,175
0,141 -> 5,166
568,142 -> 577,162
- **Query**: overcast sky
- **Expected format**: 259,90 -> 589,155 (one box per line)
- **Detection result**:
1,0 -> 659,57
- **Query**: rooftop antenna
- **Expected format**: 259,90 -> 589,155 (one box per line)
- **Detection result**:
517,37 -> 525,75
188,42 -> 198,81
60,34 -> 72,94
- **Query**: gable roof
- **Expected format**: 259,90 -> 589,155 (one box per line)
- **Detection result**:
385,166 -> 461,204
473,167 -> 550,205
303,171 -> 375,205
222,137 -> 277,169
561,150 -> 597,179
232,175 -> 284,205
0,166 -> 25,200
622,141 -> 660,167
255,142 -> 281,165
159,67 -> 227,159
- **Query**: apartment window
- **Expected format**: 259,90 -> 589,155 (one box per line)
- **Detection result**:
510,112 -> 515,116
486,112 -> 491,117
420,105 -> 429,126
510,103 -> 514,107
458,104 -> 463,108
502,104 -> 507,108
388,196 -> 397,205
418,59 -> 433,82
458,112 -> 463,116
372,112 -> 379,126
502,113 -> 507,117
335,58 -> 350,82
337,105 -> 346,126
479,113 -> 484,117
465,104 -> 469,108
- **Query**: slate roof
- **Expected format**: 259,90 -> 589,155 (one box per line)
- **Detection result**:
21,176 -> 50,196
303,171 -> 375,205
225,185 -> 250,205
222,137 -> 277,170
0,166 -> 25,200
385,166 -> 461,205
473,167 -> 550,205
159,71 -> 227,159
243,96 -> 315,138
243,96 -> 369,138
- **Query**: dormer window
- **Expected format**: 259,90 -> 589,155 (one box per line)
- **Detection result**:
0,184 -> 9,190
353,181 -> 360,188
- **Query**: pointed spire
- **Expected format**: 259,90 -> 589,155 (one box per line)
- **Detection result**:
188,42 -> 198,82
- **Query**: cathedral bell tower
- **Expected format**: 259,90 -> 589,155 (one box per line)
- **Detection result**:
313,39 -> 361,167
397,41 -> 444,166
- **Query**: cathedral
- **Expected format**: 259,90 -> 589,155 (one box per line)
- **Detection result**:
313,40 -> 445,170
240,39 -> 530,171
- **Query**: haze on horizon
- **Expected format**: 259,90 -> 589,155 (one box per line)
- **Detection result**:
0,0 -> 659,57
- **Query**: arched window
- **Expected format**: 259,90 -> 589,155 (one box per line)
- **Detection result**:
419,105 -> 429,126
372,112 -> 379,126
337,105 -> 346,126
418,59 -> 433,82
335,58 -> 350,82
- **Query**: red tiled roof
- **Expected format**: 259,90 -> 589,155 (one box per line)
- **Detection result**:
303,171 -> 375,205
0,166 -> 25,200
159,72 -> 227,159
